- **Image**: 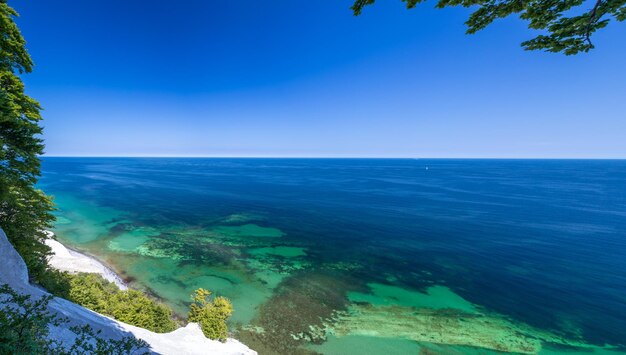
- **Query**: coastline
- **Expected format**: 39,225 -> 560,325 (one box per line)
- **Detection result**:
44,231 -> 127,290
2,228 -> 256,354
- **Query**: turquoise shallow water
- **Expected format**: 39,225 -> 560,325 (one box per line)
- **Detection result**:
39,158 -> 626,354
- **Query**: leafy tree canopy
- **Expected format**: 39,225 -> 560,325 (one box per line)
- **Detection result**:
0,0 -> 54,280
41,271 -> 179,334
352,0 -> 626,54
188,288 -> 233,342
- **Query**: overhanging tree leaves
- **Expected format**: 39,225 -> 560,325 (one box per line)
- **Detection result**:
0,0 -> 54,279
352,0 -> 626,55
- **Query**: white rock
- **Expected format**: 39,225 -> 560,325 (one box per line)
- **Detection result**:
0,228 -> 257,355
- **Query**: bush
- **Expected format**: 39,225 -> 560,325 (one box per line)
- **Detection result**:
188,288 -> 233,342
0,284 -> 59,353
37,268 -> 75,300
42,272 -> 178,333
0,283 -> 148,354
108,290 -> 177,333
67,273 -> 119,314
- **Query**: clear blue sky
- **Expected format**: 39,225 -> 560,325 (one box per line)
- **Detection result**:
13,0 -> 626,158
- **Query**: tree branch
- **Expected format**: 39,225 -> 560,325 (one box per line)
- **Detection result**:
586,0 -> 604,46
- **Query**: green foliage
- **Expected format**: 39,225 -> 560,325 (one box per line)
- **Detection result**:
0,283 -> 148,354
66,273 -> 120,314
108,289 -> 177,333
0,0 -> 55,281
37,268 -> 73,300
0,3 -> 176,335
351,0 -> 626,55
188,288 -> 233,342
67,325 -> 149,355
44,272 -> 178,333
0,284 -> 61,353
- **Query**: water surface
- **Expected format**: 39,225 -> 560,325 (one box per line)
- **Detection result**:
40,158 -> 626,354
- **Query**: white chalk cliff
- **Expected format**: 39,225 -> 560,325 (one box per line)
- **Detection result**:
0,228 -> 256,355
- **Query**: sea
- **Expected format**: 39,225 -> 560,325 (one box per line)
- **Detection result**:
39,158 -> 626,354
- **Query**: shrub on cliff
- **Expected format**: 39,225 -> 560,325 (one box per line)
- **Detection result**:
66,272 -> 119,314
42,272 -> 178,333
108,289 -> 177,333
0,283 -> 148,354
37,269 -> 72,300
188,288 -> 233,342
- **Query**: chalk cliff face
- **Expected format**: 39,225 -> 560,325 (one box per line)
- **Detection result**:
0,228 -> 256,355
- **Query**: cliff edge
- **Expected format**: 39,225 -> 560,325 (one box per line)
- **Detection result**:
0,228 -> 256,355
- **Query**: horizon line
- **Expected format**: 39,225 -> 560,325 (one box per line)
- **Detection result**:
41,155 -> 626,160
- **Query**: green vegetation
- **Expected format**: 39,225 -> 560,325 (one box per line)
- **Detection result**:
0,283 -> 148,354
41,271 -> 178,333
0,1 -> 176,339
351,0 -> 626,55
188,288 -> 233,342
0,0 -> 55,281
41,272 -> 239,340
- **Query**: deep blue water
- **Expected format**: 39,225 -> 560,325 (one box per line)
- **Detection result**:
40,158 -> 626,349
